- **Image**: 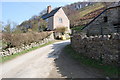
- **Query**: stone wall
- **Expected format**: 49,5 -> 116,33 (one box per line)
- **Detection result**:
82,5 -> 120,36
71,31 -> 119,65
0,33 -> 54,57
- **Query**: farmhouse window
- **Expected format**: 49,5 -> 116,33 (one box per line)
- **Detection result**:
104,16 -> 108,22
59,18 -> 63,23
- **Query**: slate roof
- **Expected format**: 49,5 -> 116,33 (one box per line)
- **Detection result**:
81,5 -> 120,30
41,7 -> 61,20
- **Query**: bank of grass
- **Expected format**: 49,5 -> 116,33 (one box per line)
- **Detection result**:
0,41 -> 55,63
64,45 -> 119,77
78,3 -> 105,18
72,26 -> 84,31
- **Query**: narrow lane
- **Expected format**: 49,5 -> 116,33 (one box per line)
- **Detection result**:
0,39 -> 105,78
0,40 -> 70,78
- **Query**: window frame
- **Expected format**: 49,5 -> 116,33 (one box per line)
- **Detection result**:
104,16 -> 108,22
58,18 -> 63,23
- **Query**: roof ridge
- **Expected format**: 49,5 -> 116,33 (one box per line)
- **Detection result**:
81,5 -> 120,30
41,7 -> 61,19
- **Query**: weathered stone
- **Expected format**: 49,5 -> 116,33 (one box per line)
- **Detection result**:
71,33 -> 119,65
82,6 -> 120,35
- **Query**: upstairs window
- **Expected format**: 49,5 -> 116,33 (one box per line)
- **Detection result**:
59,18 -> 63,23
104,16 -> 108,22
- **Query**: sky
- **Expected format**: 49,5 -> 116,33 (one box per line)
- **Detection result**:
1,1 -> 77,25
1,0 -> 118,25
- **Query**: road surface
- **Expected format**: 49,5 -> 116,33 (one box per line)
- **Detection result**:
0,40 -> 105,78
0,40 -> 70,78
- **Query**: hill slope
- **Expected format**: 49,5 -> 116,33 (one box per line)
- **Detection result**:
63,2 -> 107,28
19,2 -> 113,29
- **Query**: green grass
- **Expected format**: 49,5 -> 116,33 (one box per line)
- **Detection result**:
72,26 -> 84,31
78,3 -> 105,18
64,45 -> 119,77
72,3 -> 105,22
0,41 -> 54,63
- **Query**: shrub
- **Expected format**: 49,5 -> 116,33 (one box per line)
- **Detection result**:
55,27 -> 67,35
2,32 -> 52,49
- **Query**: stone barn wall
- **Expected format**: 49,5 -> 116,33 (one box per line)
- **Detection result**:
82,5 -> 120,36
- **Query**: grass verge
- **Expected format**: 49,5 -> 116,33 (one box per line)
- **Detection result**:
0,41 -> 55,63
64,44 -> 119,77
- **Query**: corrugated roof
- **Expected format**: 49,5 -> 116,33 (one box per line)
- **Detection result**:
41,7 -> 61,19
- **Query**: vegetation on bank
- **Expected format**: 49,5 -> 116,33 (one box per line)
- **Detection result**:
63,2 -> 106,27
0,39 -> 70,63
0,19 -> 51,63
71,26 -> 84,31
64,45 -> 119,77
0,41 -> 54,63
2,32 -> 52,49
1,18 -> 49,49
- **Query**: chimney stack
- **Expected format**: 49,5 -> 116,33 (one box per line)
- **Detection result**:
47,5 -> 52,13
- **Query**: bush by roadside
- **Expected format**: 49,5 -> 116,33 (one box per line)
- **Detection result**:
0,41 -> 54,63
0,32 -> 55,59
2,32 -> 52,49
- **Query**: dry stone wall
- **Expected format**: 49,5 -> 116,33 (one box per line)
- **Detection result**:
71,31 -> 119,65
0,33 -> 54,57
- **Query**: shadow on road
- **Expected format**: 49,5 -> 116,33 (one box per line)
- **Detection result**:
55,51 -> 106,78
48,42 -> 104,78
47,41 -> 106,78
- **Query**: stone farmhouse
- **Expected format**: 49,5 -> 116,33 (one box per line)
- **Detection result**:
41,6 -> 70,33
81,2 -> 120,36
